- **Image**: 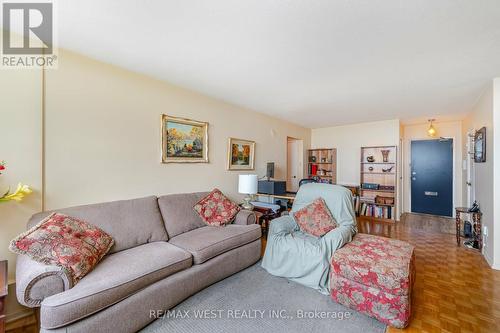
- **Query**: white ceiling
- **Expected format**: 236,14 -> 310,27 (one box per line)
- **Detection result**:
53,1 -> 500,127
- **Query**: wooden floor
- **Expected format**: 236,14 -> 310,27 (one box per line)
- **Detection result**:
357,213 -> 500,333
262,213 -> 500,333
8,213 -> 500,333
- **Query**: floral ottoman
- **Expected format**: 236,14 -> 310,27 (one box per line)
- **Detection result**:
330,233 -> 415,328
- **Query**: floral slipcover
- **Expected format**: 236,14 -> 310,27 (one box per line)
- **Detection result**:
330,233 -> 415,328
9,212 -> 114,285
293,197 -> 338,237
193,188 -> 240,226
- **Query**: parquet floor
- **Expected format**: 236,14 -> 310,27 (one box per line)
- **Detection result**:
261,213 -> 500,333
358,213 -> 500,333
8,213 -> 500,333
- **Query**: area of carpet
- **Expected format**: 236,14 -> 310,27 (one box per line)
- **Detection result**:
140,262 -> 386,333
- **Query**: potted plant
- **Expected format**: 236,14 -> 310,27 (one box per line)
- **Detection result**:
0,161 -> 32,202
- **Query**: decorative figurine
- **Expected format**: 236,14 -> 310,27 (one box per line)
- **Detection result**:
381,149 -> 390,163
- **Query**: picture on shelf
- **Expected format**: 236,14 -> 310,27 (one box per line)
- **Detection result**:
227,138 -> 255,170
161,115 -> 208,163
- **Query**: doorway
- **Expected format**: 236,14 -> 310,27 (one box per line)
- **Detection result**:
410,139 -> 453,217
287,137 -> 303,192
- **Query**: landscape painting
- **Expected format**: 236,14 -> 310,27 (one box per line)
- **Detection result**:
161,115 -> 208,163
227,138 -> 255,170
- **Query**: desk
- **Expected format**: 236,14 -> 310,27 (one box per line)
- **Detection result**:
256,192 -> 296,201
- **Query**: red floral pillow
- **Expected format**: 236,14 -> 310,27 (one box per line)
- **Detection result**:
293,197 -> 338,237
9,212 -> 114,285
193,189 -> 241,226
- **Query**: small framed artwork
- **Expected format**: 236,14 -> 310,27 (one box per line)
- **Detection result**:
474,127 -> 486,163
161,114 -> 208,163
227,138 -> 255,170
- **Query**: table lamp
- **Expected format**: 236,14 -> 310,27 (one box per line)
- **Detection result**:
238,174 -> 258,210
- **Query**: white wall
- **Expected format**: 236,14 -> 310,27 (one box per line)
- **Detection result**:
462,82 -> 497,268
43,50 -> 310,209
493,78 -> 500,269
0,68 -> 42,282
1,49 -> 310,280
311,119 -> 401,216
402,121 -> 463,216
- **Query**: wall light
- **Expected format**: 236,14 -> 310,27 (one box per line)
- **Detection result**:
427,119 -> 437,137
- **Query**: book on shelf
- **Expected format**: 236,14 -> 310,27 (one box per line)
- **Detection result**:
353,194 -> 360,213
359,202 -> 394,220
359,196 -> 375,203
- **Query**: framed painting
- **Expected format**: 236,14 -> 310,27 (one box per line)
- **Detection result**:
474,126 -> 486,163
161,115 -> 208,163
227,138 -> 255,170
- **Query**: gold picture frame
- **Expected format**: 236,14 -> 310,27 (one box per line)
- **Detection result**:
161,114 -> 209,163
227,138 -> 255,170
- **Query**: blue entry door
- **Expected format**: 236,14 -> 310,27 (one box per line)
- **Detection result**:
411,139 -> 453,217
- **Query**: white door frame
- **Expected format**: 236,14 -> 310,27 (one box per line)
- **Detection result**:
466,130 -> 475,206
286,137 -> 303,192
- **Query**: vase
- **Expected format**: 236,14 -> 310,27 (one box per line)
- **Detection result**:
381,149 -> 390,163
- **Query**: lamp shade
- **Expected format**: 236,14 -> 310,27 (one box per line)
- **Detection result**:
238,174 -> 258,195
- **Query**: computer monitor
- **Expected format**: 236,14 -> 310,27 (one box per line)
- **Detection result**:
266,162 -> 274,180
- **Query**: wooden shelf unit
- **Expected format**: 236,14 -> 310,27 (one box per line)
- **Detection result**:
307,148 -> 337,184
359,145 -> 397,221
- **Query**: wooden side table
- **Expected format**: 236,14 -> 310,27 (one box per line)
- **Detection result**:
455,207 -> 482,250
252,206 -> 280,237
0,260 -> 7,333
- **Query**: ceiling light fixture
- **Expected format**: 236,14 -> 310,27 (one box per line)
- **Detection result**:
427,119 -> 437,137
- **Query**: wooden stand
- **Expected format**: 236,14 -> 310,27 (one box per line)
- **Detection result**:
307,148 -> 337,184
359,146 -> 397,221
455,207 -> 482,250
1,260 -> 7,333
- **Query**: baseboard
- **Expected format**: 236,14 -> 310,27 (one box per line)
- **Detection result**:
482,251 -> 500,270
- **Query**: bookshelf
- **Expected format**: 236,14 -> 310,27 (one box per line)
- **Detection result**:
359,146 -> 397,221
307,148 -> 337,184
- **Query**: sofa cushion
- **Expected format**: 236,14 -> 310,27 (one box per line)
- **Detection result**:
193,189 -> 241,226
158,192 -> 210,238
40,242 -> 192,329
10,212 -> 114,285
293,197 -> 337,237
27,196 -> 168,254
168,224 -> 261,264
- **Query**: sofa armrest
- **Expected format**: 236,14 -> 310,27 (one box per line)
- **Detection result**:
16,255 -> 73,307
233,210 -> 256,225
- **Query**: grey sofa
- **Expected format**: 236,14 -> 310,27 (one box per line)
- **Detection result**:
15,192 -> 261,333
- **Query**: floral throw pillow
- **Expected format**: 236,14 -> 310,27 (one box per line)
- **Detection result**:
9,212 -> 114,285
293,197 -> 338,237
193,188 -> 241,226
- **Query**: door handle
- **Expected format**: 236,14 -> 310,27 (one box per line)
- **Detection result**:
424,191 -> 438,196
